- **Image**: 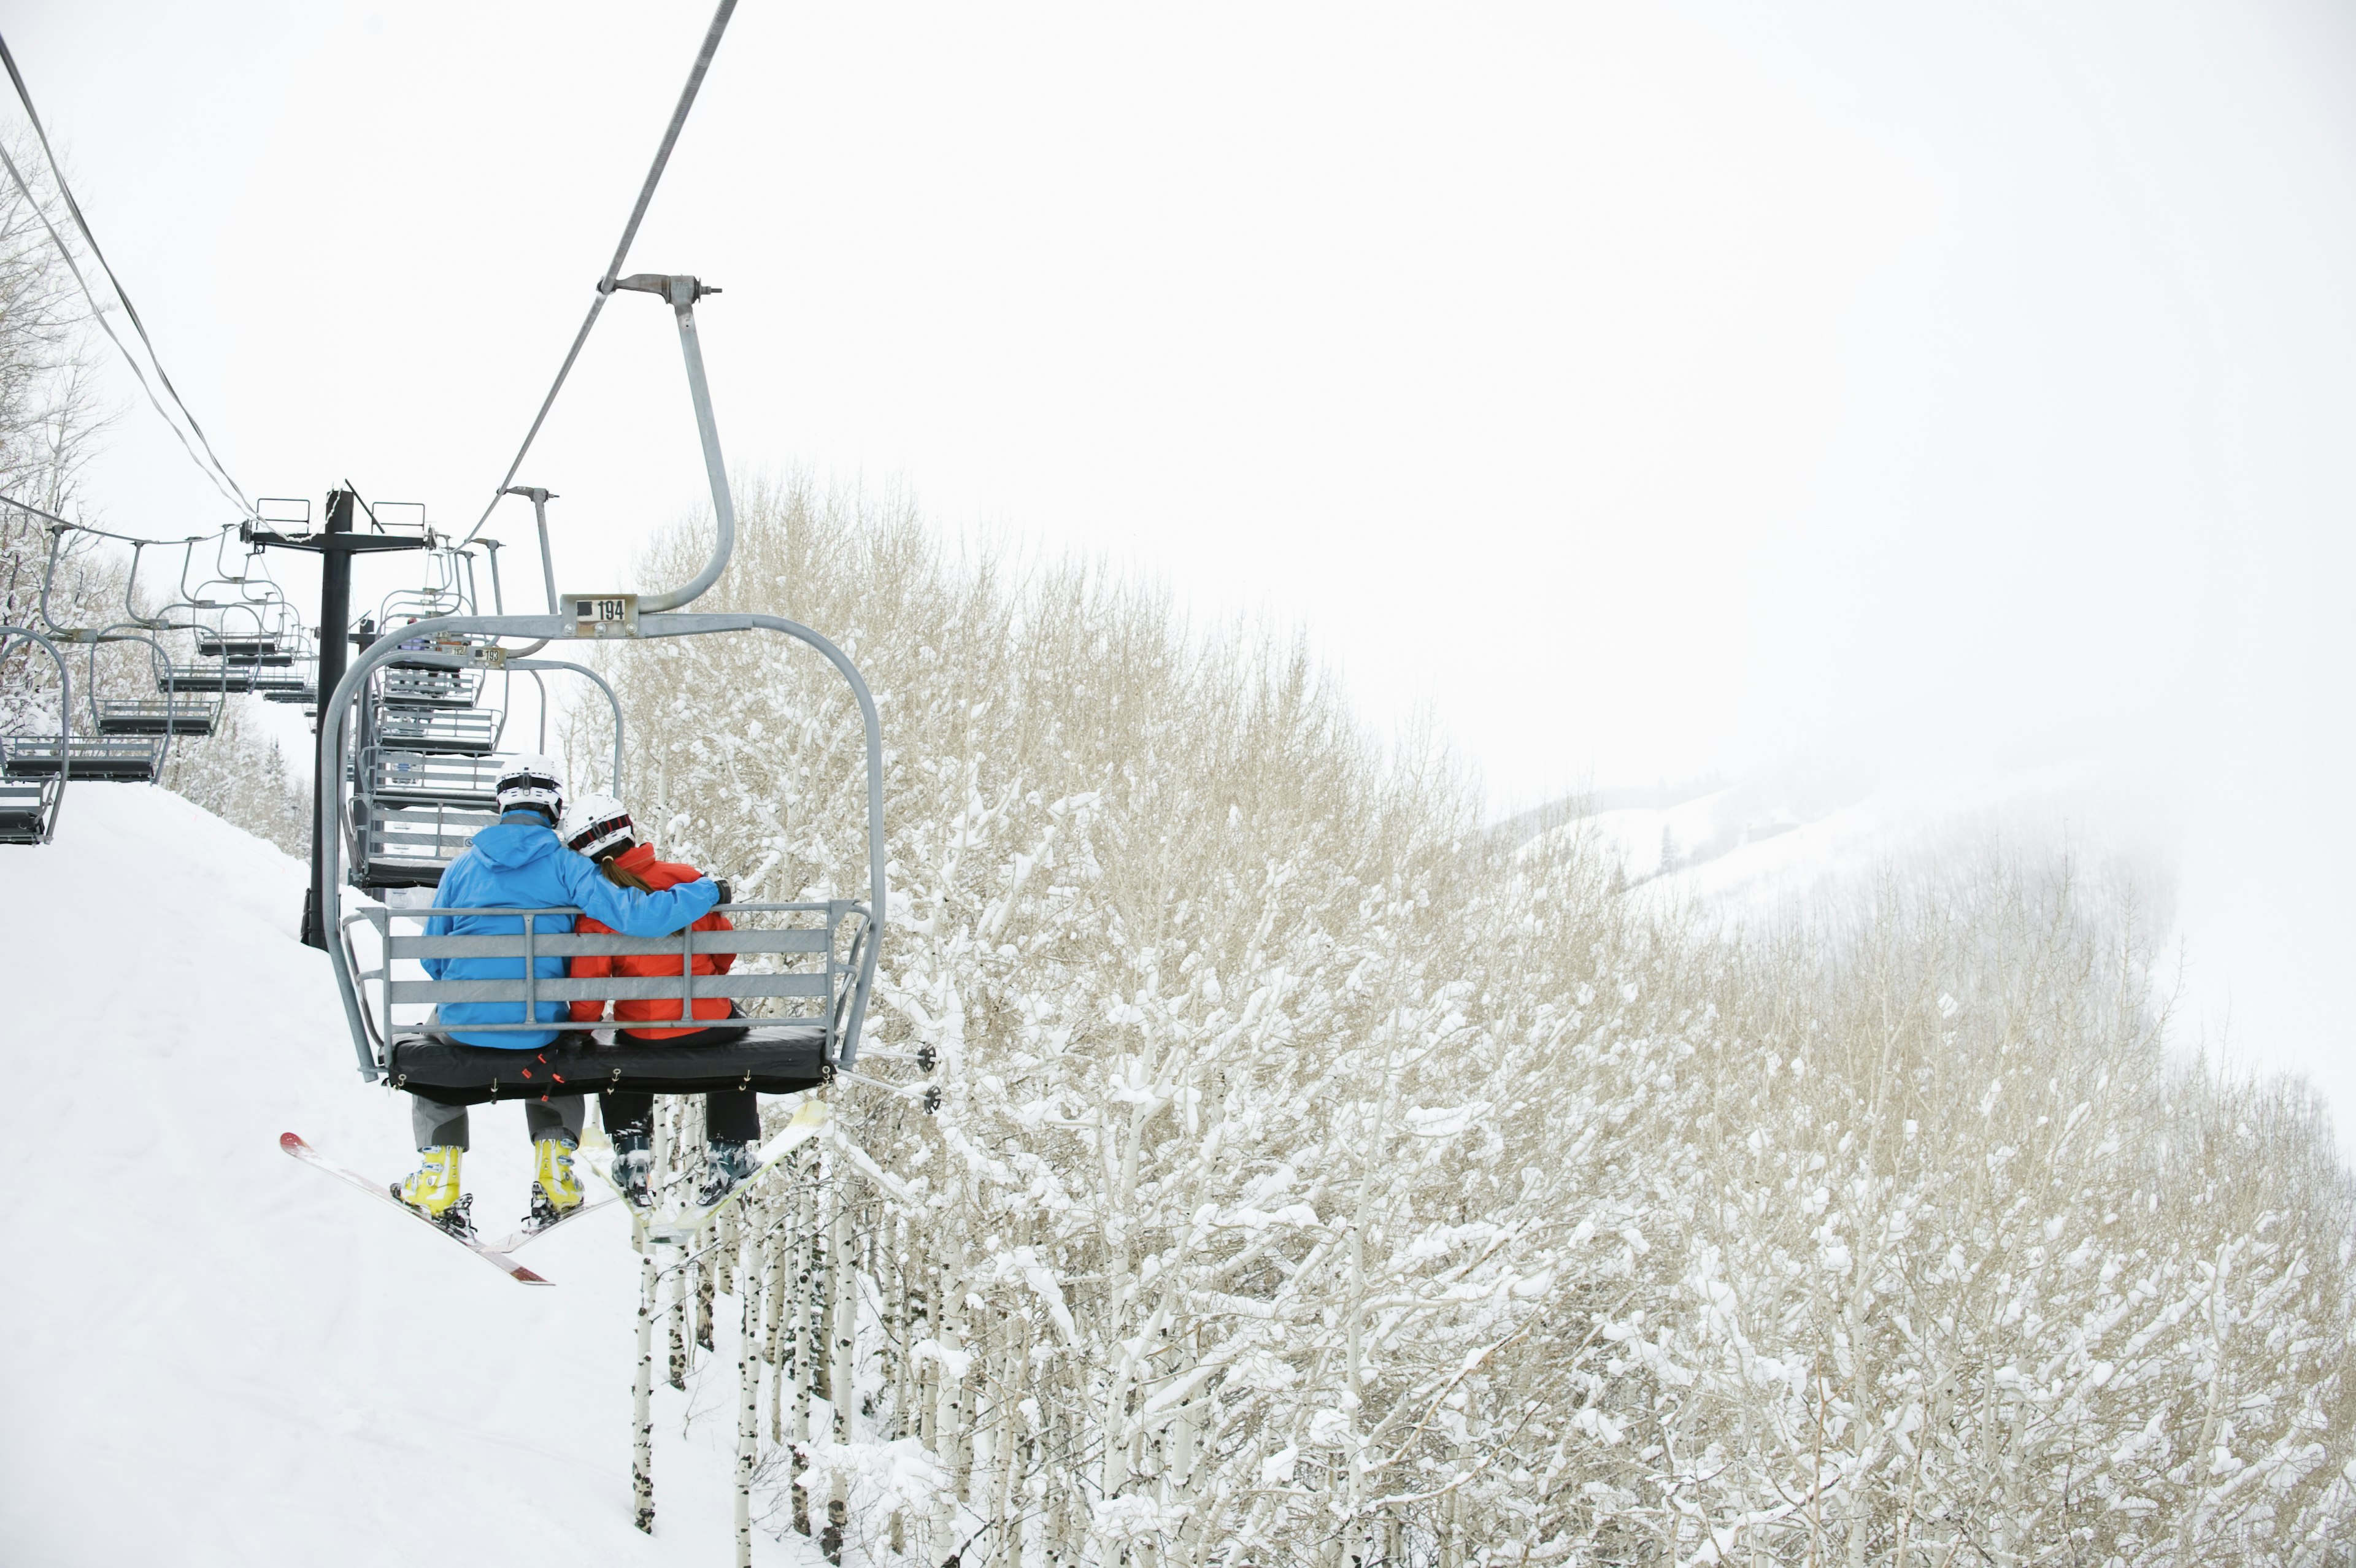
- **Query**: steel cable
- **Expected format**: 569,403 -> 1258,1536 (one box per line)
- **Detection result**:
460,0 -> 741,549
0,31 -> 253,517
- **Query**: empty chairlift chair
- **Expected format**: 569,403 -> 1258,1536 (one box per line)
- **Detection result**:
161,661 -> 257,696
346,795 -> 498,888
371,748 -> 502,807
347,751 -> 504,890
0,774 -> 59,844
96,696 -> 221,736
255,645 -> 320,703
377,664 -> 481,710
1,734 -> 161,782
0,623 -> 71,844
194,631 -> 293,666
250,665 -> 317,698
372,706 -> 498,755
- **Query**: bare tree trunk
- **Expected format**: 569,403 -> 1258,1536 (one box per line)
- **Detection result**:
669,1249 -> 691,1391
634,1234 -> 658,1534
736,1231 -> 760,1568
831,1192 -> 856,1436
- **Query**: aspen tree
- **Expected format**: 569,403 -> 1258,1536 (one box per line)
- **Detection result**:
590,485 -> 2356,1566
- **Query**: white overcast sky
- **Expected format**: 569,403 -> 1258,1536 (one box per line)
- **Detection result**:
10,1 -> 2356,1118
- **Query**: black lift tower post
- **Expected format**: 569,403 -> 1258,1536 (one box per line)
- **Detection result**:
243,488 -> 431,948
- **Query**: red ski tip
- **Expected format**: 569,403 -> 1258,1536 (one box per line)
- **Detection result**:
280,1132 -> 304,1151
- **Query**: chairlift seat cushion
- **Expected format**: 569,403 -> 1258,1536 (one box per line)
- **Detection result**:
384,1025 -> 828,1105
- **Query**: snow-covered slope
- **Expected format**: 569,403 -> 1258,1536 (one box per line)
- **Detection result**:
0,784 -> 799,1564
1549,759 -> 2174,926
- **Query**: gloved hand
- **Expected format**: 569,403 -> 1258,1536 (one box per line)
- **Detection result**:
713,878 -> 733,908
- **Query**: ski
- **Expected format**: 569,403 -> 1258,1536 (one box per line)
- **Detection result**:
483,1190 -> 625,1256
279,1132 -> 554,1286
643,1100 -> 831,1247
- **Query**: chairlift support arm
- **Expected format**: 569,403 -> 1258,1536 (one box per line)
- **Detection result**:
83,623 -> 182,778
606,277 -> 733,614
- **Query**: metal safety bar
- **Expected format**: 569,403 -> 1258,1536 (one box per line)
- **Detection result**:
338,899 -> 870,1065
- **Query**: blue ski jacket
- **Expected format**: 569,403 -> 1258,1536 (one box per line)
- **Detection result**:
424,812 -> 722,1048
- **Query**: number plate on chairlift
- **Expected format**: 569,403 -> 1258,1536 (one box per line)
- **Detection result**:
566,593 -> 639,638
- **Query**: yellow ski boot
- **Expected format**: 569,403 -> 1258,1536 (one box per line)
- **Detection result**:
395,1146 -> 471,1235
526,1136 -> 584,1231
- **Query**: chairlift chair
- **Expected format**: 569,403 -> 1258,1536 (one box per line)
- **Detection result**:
371,706 -> 498,756
160,661 -> 258,695
0,775 -> 58,844
368,748 -> 502,807
348,796 -> 503,889
0,625 -> 72,844
2,733 -> 162,782
194,632 -> 293,665
377,664 -> 482,710
343,663 -> 613,892
97,696 -> 221,736
321,269 -> 886,1099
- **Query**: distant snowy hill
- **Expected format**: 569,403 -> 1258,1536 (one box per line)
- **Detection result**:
0,784 -> 808,1565
1517,759 -> 2176,928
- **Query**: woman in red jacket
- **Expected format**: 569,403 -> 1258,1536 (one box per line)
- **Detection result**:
562,793 -> 758,1205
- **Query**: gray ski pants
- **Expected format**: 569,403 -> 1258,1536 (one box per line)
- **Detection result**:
410,1093 -> 584,1152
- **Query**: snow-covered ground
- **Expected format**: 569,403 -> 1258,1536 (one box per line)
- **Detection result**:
0,784 -> 808,1564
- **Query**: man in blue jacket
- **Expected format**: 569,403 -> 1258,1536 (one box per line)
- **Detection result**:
398,755 -> 720,1232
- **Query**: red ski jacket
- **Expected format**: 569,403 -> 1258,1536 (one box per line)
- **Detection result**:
566,842 -> 735,1039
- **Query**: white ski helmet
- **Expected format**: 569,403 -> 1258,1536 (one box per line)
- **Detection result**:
493,753 -> 565,823
561,791 -> 634,859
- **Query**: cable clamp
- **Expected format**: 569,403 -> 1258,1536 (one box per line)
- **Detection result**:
610,272 -> 720,307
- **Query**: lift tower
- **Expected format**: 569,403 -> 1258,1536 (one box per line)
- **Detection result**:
242,488 -> 431,947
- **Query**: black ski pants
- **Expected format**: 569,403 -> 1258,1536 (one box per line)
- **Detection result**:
596,1012 -> 761,1145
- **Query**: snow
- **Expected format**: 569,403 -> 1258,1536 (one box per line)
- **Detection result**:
0,783 -> 815,1564
1542,758 -> 2174,928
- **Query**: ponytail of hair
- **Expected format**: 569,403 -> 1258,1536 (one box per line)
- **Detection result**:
597,849 -> 656,893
